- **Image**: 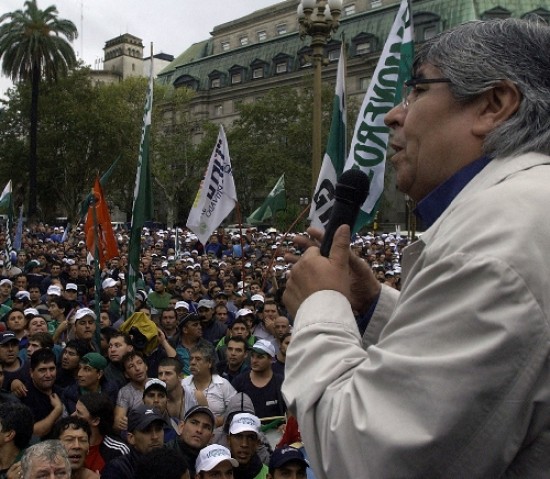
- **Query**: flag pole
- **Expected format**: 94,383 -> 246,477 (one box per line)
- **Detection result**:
91,190 -> 102,345
235,202 -> 246,286
260,203 -> 311,292
126,42 -> 155,318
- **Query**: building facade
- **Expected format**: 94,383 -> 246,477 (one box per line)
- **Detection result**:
91,33 -> 174,86
157,0 -> 550,227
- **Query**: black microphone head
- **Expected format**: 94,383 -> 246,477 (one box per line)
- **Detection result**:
334,169 -> 370,206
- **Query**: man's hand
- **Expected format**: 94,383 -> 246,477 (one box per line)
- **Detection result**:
284,225 -> 381,317
348,250 -> 381,315
6,461 -> 21,479
49,392 -> 63,413
11,379 -> 28,398
283,225 -> 352,317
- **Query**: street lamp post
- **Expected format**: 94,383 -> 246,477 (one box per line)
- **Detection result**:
298,0 -> 342,194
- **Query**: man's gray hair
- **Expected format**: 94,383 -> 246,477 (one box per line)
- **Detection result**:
191,342 -> 217,374
21,440 -> 71,479
414,18 -> 550,158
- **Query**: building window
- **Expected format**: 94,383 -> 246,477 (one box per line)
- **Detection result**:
413,12 -> 441,42
356,41 -> 372,55
214,104 -> 223,117
132,63 -> 136,71
257,30 -> 267,41
240,36 -> 249,46
481,7 -> 511,20
276,23 -> 287,35
252,67 -> 264,79
231,72 -> 242,84
522,8 -> 550,23
273,53 -> 292,74
173,74 -> 199,91
221,41 -> 230,51
422,25 -> 437,40
211,78 -> 221,89
276,62 -> 288,74
344,4 -> 356,16
233,99 -> 243,112
328,49 -> 340,62
370,0 -> 382,8
352,33 -> 376,56
359,77 -> 370,91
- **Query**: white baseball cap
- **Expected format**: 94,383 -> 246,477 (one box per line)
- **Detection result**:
229,413 -> 261,436
175,301 -> 189,310
251,339 -> 275,358
236,308 -> 255,318
72,308 -> 96,323
195,444 -> 238,473
102,278 -> 117,289
46,285 -> 62,296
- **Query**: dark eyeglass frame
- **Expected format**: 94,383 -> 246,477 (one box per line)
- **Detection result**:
402,78 -> 452,109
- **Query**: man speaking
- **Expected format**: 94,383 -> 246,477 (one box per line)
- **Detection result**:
282,18 -> 550,479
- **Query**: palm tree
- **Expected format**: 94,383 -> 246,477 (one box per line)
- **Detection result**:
0,0 -> 77,218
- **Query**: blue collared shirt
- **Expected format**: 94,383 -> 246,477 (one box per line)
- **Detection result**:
357,155 -> 492,335
415,155 -> 492,229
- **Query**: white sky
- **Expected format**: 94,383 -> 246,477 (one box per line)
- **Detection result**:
0,0 -> 286,98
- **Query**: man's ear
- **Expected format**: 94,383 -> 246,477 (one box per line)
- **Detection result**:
472,80 -> 521,136
127,432 -> 135,445
90,415 -> 101,428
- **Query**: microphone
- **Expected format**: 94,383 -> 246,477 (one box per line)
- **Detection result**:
319,169 -> 370,257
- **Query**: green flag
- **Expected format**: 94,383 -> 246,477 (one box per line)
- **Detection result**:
126,59 -> 154,317
247,174 -> 286,224
345,0 -> 414,231
309,42 -> 347,230
78,155 -> 121,222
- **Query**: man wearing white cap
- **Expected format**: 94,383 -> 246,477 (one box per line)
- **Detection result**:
174,300 -> 190,323
227,413 -> 268,479
39,261 -> 62,295
196,444 -> 238,479
71,308 -> 98,351
232,340 -> 285,419
197,299 -> 226,345
101,277 -> 120,317
141,378 -> 178,442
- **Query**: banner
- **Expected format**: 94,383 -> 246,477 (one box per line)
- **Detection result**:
84,177 -> 119,266
248,174 -> 286,224
187,125 -> 237,245
0,181 -> 13,270
345,0 -> 414,230
126,56 -> 154,316
309,43 -> 347,229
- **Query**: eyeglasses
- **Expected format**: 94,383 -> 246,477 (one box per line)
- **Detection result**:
402,78 -> 451,110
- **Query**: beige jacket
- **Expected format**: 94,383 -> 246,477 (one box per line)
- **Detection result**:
283,153 -> 550,478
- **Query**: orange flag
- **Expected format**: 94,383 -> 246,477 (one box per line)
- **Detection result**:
84,177 -> 119,266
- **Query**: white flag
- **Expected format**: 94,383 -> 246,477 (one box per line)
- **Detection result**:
0,180 -> 12,212
344,0 -> 413,230
187,125 -> 237,245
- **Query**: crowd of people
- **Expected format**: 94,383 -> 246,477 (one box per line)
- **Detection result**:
0,220 -> 411,478
1,14 -> 548,478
